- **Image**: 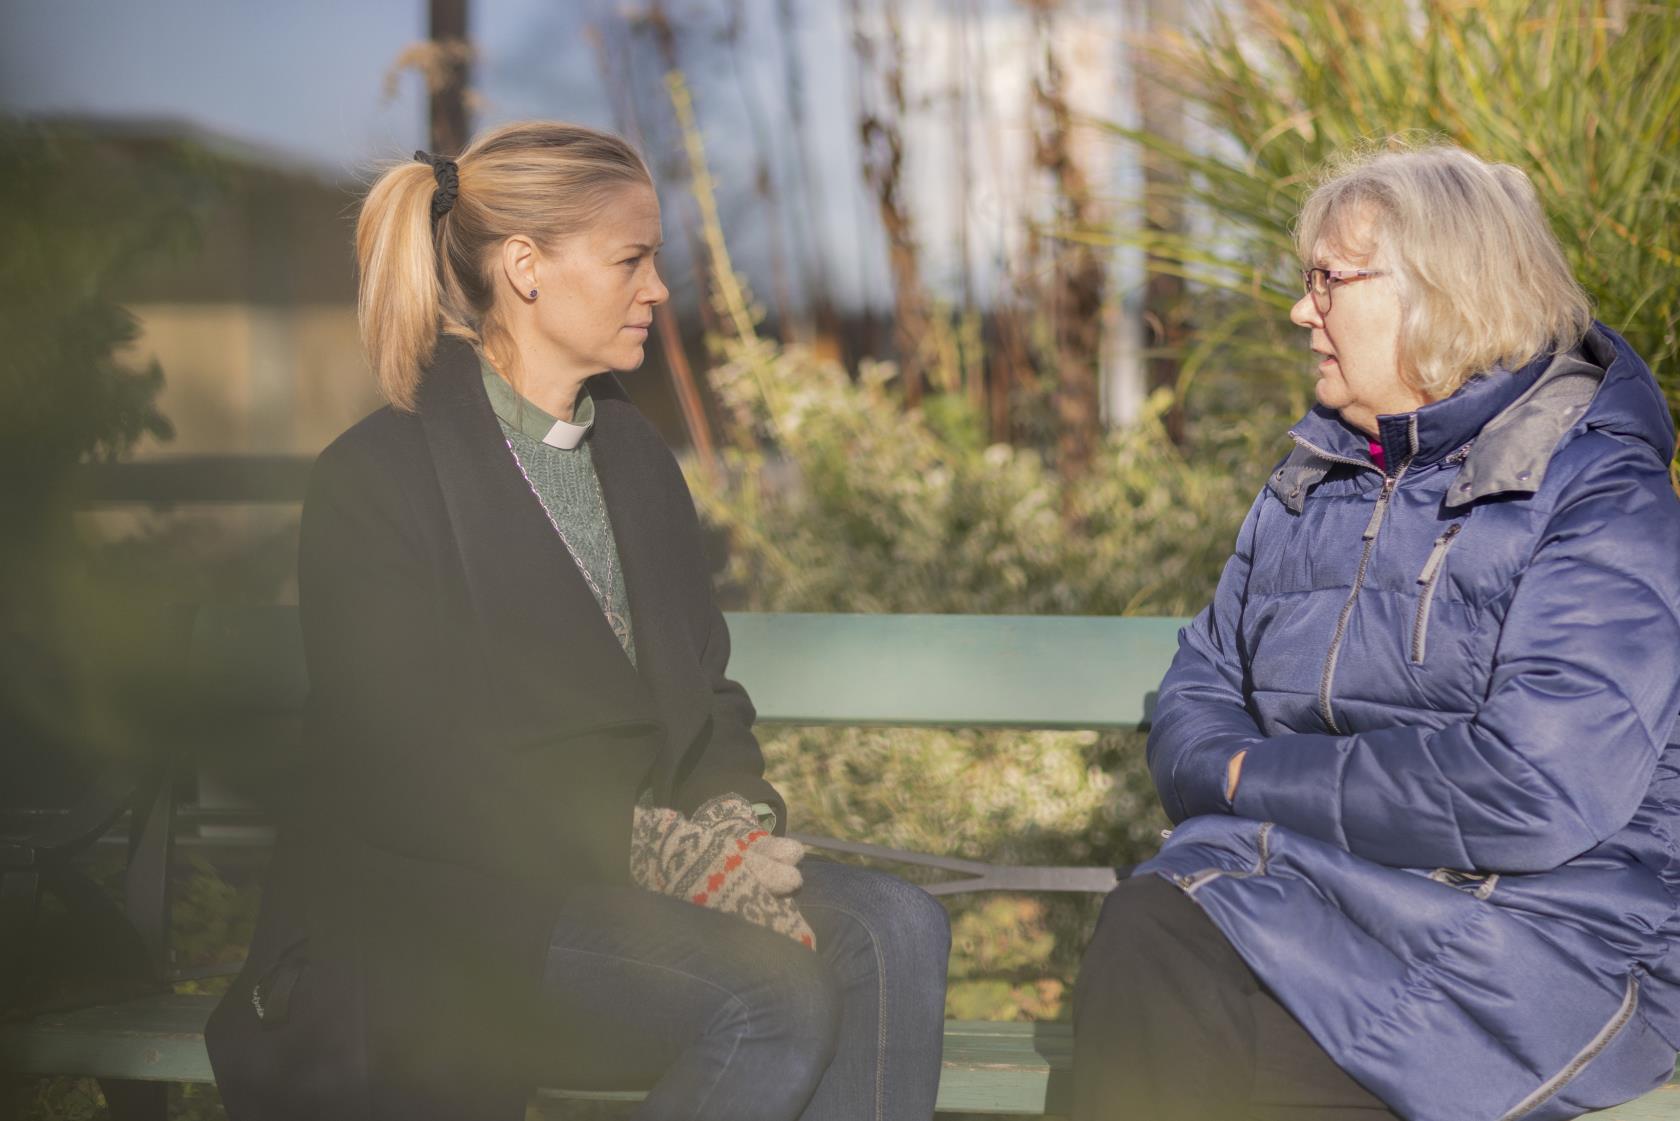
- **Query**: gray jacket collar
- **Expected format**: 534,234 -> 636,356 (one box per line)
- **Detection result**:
1444,343 -> 1603,507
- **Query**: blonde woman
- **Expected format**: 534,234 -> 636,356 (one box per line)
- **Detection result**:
205,122 -> 949,1121
1074,144 -> 1680,1121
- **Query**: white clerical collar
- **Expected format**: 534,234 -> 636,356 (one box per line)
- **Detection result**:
540,412 -> 591,450
479,356 -> 596,449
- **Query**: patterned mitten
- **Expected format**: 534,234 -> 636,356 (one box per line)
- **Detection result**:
628,803 -> 816,950
690,795 -> 807,893
629,803 -> 683,893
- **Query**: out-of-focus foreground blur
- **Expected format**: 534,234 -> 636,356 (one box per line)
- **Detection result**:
2,2 -> 1675,1117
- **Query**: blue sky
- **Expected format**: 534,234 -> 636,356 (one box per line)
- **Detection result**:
2,0 -> 549,175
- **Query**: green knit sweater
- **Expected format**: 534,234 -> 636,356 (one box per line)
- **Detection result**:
481,359 -> 636,666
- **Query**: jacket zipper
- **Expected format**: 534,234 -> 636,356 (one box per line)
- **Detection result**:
1497,972 -> 1640,1120
1287,433 -> 1385,477
1410,524 -> 1464,664
1318,464 -> 1409,733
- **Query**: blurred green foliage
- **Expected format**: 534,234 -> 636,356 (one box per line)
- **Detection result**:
170,856 -> 260,981
0,120 -> 213,532
1089,0 -> 1679,430
695,341 -> 1279,618
2,122 -> 227,1120
0,120 -> 221,799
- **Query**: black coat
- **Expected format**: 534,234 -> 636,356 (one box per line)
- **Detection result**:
205,338 -> 783,1121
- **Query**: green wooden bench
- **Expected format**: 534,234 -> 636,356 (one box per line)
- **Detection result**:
6,607 -> 1680,1118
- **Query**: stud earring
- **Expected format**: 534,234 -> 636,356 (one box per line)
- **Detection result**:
528,288 -> 538,299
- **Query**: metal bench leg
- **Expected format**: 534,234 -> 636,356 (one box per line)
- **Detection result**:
98,1078 -> 169,1121
125,774 -> 176,985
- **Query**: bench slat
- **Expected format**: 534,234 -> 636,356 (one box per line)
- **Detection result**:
723,613 -> 1182,728
1,993 -> 215,1084
183,608 -> 1187,730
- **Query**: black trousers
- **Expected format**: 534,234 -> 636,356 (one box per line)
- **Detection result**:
1072,875 -> 1401,1121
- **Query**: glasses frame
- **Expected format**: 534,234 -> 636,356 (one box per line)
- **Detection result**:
1301,267 -> 1387,314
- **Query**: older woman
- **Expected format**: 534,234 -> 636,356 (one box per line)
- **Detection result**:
1073,144 -> 1680,1121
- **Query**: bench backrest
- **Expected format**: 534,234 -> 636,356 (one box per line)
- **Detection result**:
186,607 -> 1189,729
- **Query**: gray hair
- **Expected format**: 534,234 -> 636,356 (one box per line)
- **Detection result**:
1295,142 -> 1592,399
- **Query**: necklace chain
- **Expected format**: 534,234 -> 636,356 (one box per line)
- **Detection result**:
502,437 -> 632,649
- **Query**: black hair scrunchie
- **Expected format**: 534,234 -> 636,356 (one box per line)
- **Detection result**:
413,149 -> 459,223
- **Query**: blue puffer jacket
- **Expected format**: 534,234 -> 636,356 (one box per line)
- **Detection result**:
1139,324 -> 1680,1121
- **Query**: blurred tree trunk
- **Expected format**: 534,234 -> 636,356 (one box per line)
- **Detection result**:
1135,0 -> 1187,444
850,0 -> 931,407
723,0 -> 796,337
773,0 -> 846,362
428,0 -> 471,156
967,10 -> 1026,446
1031,1 -> 1106,485
637,3 -> 724,342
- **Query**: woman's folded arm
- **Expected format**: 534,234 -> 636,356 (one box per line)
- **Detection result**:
1233,446 -> 1680,872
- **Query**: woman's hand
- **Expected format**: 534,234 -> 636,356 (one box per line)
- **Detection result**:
629,800 -> 816,949
691,795 -> 807,890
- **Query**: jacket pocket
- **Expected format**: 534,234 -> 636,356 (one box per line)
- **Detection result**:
1172,823 -> 1274,895
1497,971 -> 1640,1121
1411,523 -> 1464,664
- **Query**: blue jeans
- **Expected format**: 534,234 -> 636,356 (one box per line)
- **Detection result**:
536,859 -> 952,1121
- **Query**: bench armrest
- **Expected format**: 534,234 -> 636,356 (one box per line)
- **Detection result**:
792,833 -> 1120,895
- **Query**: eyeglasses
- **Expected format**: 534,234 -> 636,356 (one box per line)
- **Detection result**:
1301,267 -> 1387,314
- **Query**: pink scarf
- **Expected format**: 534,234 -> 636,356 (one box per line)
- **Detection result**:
1368,439 -> 1386,473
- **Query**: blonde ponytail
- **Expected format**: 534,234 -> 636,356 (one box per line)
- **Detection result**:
355,163 -> 446,412
353,122 -> 652,412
